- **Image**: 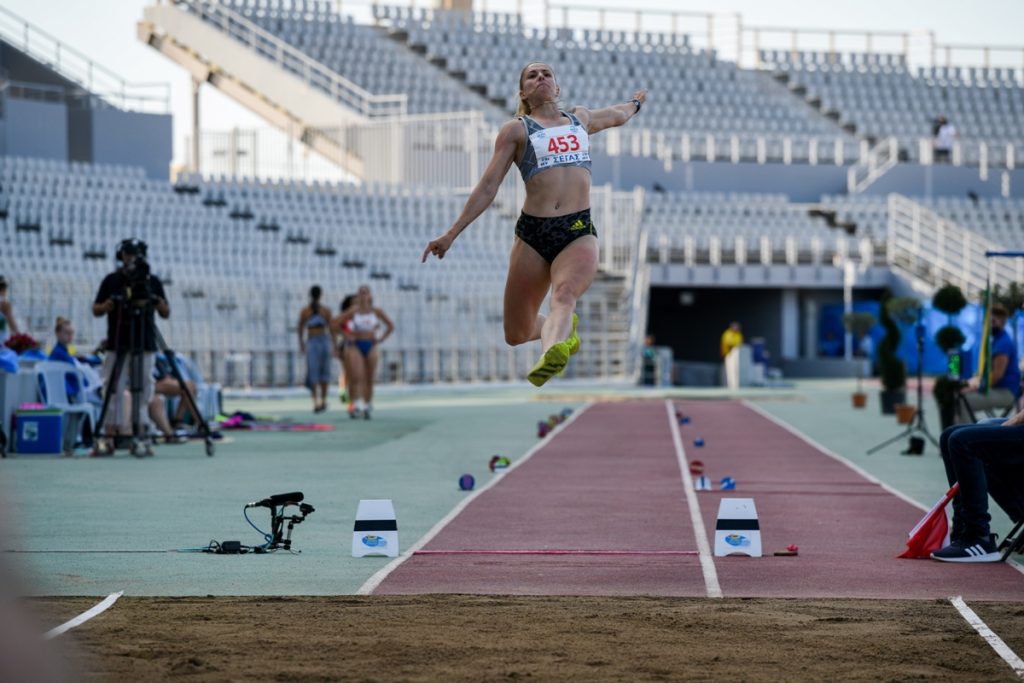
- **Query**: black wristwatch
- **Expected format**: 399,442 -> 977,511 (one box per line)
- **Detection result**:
631,98 -> 642,113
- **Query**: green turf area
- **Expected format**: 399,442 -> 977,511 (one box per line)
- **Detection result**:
2,386 -> 582,596
2,379 -> 1016,596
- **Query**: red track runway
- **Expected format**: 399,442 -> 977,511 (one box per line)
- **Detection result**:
374,400 -> 1024,600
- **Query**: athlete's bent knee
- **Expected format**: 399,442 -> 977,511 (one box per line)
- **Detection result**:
504,328 -> 531,346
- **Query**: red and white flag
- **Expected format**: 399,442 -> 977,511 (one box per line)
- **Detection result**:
898,483 -> 959,559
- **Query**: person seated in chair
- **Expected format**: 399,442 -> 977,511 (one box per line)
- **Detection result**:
144,353 -> 199,443
152,353 -> 198,427
47,317 -> 82,400
933,408 -> 1024,562
956,304 -> 1021,423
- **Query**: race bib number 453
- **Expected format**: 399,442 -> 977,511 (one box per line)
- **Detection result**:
530,124 -> 590,170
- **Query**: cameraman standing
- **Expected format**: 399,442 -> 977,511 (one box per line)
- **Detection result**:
91,239 -> 169,448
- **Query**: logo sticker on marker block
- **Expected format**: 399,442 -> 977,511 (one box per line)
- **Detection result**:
714,498 -> 762,557
352,499 -> 398,558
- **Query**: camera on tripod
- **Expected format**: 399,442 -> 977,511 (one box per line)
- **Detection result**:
91,238 -> 218,457
117,238 -> 155,307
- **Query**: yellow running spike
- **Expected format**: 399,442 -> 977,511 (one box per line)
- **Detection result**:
527,341 -> 570,387
567,312 -> 580,356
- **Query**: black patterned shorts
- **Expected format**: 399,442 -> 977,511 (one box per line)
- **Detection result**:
514,208 -> 597,263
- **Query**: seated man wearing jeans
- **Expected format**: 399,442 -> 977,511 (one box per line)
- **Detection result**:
957,304 -> 1021,423
933,409 -> 1024,562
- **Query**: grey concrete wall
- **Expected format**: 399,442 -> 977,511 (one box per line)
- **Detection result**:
860,164 -> 1024,199
91,108 -> 172,180
0,41 -> 79,91
2,97 -> 67,160
782,357 -> 870,378
591,153 -> 850,202
591,153 -> 1024,201
67,106 -> 93,164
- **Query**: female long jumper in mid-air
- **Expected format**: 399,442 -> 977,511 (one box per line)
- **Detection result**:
422,62 -> 647,386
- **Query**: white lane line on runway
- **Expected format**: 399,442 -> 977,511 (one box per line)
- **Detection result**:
665,400 -> 722,599
43,591 -> 123,640
356,403 -> 593,595
949,596 -> 1024,677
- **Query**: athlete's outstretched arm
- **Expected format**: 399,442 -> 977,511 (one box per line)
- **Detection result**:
575,88 -> 648,135
422,121 -> 521,262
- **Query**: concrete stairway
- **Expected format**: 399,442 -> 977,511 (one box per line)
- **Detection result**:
138,0 -> 406,177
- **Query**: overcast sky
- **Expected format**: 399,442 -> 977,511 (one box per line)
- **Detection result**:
3,0 -> 1022,167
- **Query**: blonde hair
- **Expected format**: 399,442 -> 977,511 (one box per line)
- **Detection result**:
515,62 -> 560,117
55,316 -> 71,334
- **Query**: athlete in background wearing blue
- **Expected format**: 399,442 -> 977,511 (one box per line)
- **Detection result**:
423,62 -> 646,386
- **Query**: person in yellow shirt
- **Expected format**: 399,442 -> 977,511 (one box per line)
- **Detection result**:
720,321 -> 743,359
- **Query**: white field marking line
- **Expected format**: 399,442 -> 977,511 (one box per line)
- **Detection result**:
665,400 -> 723,599
741,400 -> 1024,577
356,402 -> 594,595
43,591 -> 123,640
949,596 -> 1024,677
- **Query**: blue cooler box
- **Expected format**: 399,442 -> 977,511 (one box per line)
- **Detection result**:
15,409 -> 63,454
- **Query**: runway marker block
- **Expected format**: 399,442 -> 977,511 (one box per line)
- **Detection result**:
714,498 -> 762,557
352,499 -> 398,558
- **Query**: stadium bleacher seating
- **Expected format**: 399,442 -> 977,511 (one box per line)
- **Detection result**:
761,49 -> 1024,165
822,193 -> 1024,247
1,155 -> 526,383
384,7 -> 839,134
206,2 -> 864,164
643,191 -> 868,265
219,0 -> 502,118
6,1 -> 1022,387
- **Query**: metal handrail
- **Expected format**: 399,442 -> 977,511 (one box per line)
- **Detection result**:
886,193 -> 1024,297
625,222 -> 650,382
0,5 -> 170,113
847,137 -> 898,193
170,0 -> 407,118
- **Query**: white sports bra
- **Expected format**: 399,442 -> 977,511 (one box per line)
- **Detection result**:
350,310 -> 380,333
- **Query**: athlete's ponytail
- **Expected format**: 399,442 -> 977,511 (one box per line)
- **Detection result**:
309,285 -> 323,315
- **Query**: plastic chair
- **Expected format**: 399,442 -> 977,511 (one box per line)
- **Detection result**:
36,360 -> 96,452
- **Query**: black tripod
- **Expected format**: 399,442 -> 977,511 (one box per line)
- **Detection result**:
267,500 -> 316,551
867,314 -> 939,455
93,297 -> 215,457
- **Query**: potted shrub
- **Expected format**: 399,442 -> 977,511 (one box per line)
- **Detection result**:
877,293 -> 911,414
842,311 -> 876,408
932,283 -> 969,429
933,284 -> 968,319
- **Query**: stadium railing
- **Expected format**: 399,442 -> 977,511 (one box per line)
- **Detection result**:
886,193 -> 1024,297
165,0 -> 408,118
0,5 -> 169,113
847,138 -> 899,193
